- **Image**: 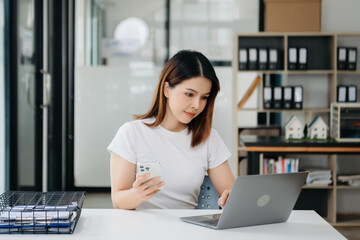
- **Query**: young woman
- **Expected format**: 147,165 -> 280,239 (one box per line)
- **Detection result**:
108,50 -> 234,210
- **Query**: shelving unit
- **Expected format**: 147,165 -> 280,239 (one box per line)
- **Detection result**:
240,136 -> 360,227
233,32 -> 360,227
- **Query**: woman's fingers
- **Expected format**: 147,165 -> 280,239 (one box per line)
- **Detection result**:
133,173 -> 150,188
218,190 -> 230,208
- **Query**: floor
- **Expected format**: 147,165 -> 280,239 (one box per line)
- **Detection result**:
84,193 -> 360,239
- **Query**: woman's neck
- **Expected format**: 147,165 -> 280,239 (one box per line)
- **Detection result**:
161,114 -> 187,132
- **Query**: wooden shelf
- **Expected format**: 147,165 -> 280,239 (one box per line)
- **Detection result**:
287,70 -> 334,74
239,108 -> 330,113
337,70 -> 360,74
332,214 -> 360,227
336,185 -> 360,190
303,185 -> 334,189
234,32 -> 360,228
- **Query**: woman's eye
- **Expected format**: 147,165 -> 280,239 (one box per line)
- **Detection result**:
202,96 -> 209,100
185,93 -> 193,97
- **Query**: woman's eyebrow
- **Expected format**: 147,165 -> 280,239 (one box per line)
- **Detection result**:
185,88 -> 211,95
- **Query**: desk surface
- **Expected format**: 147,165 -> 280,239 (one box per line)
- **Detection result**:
0,209 -> 346,240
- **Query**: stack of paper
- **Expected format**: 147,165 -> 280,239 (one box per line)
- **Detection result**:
0,203 -> 78,232
306,169 -> 332,186
338,174 -> 360,186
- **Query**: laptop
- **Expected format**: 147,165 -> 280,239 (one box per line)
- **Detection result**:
180,172 -> 308,230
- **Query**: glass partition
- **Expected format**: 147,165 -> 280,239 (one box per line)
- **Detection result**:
74,0 -> 166,187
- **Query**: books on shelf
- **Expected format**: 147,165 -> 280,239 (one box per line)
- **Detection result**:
263,157 -> 299,174
305,169 -> 332,186
338,174 -> 360,186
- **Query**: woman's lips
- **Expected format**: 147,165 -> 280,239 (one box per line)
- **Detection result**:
185,111 -> 195,118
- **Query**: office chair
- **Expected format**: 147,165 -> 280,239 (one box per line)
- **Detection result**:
196,176 -> 220,209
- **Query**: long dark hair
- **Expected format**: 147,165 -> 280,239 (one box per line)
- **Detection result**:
135,50 -> 220,147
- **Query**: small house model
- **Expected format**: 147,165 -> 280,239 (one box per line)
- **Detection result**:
309,115 -> 328,140
285,115 -> 304,140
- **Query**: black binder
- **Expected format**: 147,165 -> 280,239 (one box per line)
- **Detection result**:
288,47 -> 298,70
298,47 -> 308,70
347,48 -> 357,70
348,85 -> 357,102
337,47 -> 347,70
293,86 -> 303,109
282,86 -> 293,109
238,48 -> 248,70
268,48 -> 279,70
248,48 -> 258,70
337,85 -> 347,102
273,86 -> 282,109
258,48 -> 268,70
263,86 -> 273,109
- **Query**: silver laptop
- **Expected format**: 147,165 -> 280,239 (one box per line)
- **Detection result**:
180,172 -> 308,230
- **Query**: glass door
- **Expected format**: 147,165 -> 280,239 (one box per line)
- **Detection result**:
8,0 -> 48,191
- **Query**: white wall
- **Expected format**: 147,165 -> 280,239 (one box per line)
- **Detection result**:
0,0 -> 5,193
321,0 -> 360,214
322,0 -> 360,32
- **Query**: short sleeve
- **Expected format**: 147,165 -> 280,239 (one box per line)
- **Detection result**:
207,129 -> 232,169
107,122 -> 137,164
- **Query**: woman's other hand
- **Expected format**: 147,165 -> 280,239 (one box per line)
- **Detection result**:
218,189 -> 231,208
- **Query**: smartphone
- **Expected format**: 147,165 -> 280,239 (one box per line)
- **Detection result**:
136,162 -> 163,190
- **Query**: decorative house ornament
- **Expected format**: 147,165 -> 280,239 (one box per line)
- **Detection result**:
309,115 -> 329,140
284,115 -> 304,140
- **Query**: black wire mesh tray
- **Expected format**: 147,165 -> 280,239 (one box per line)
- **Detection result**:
0,191 -> 86,234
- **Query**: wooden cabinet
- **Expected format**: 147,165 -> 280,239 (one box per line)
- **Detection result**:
233,32 -> 360,227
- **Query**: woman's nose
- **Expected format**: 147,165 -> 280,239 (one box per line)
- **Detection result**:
191,98 -> 201,109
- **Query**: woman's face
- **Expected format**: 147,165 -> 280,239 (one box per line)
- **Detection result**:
163,76 -> 212,130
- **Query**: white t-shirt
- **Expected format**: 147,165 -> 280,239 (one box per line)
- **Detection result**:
107,118 -> 231,209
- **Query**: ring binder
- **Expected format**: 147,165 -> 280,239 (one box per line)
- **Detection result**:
273,86 -> 282,109
337,47 -> 347,70
283,86 -> 293,109
288,47 -> 298,70
268,48 -> 279,70
348,85 -> 357,102
238,48 -> 248,70
337,85 -> 347,102
263,86 -> 273,109
298,47 -> 308,70
293,86 -> 303,109
347,48 -> 357,70
248,48 -> 258,70
259,48 -> 268,70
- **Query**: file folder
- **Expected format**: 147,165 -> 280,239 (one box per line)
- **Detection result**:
273,86 -> 282,109
298,47 -> 308,70
288,47 -> 298,70
238,48 -> 248,70
268,48 -> 279,70
348,85 -> 357,102
282,86 -> 293,109
293,86 -> 303,109
337,47 -> 347,70
347,48 -> 357,70
337,85 -> 347,102
248,48 -> 258,70
263,86 -> 273,109
258,48 -> 268,70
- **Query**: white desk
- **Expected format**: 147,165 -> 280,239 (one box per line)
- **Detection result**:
1,209 -> 346,240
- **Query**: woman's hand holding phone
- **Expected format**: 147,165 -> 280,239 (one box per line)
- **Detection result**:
131,173 -> 165,201
132,162 -> 165,202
